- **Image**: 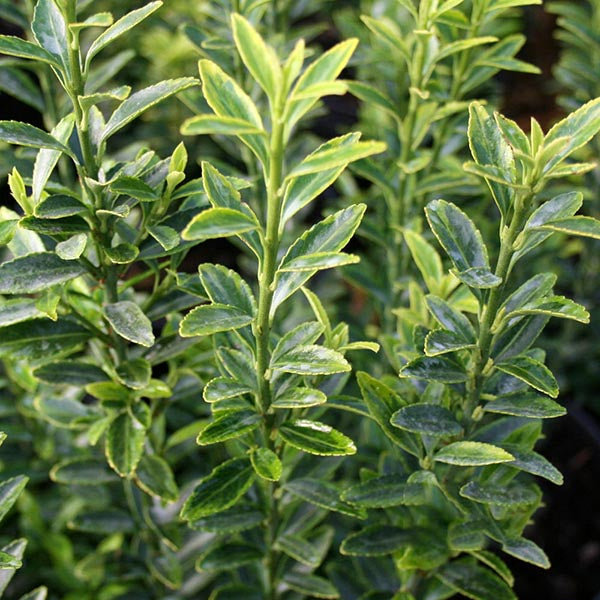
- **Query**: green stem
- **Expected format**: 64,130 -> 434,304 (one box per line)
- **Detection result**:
466,193 -> 531,419
253,102 -> 285,600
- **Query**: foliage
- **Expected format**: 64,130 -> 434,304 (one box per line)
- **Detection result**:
0,1 -> 597,599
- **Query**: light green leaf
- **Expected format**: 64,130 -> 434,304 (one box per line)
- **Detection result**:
0,35 -> 61,67
535,216 -> 600,240
0,476 -> 28,522
273,204 -> 365,311
180,304 -> 254,337
436,37 -> 498,62
135,454 -> 178,501
0,252 -> 84,294
101,78 -> 197,142
182,207 -> 258,240
272,387 -> 327,409
105,243 -> 139,264
497,355 -> 559,397
196,410 -> 261,445
198,263 -> 256,315
459,481 -> 539,506
0,539 -> 26,594
510,295 -> 589,323
32,0 -> 69,73
147,225 -> 179,251
56,233 -> 87,260
271,345 -> 350,375
231,14 -> 281,101
500,444 -> 563,485
203,377 -> 253,403
403,229 -> 444,294
198,59 -> 267,165
391,404 -> 463,437
292,80 -> 348,100
180,458 -> 255,520
278,251 -> 359,272
110,176 -> 158,201
434,441 -> 514,466
104,301 -> 155,347
288,139 -> 386,178
250,447 -> 282,481
86,1 -> 163,68
278,419 -> 356,456
181,114 -> 264,136
105,412 -> 146,477
115,358 -> 151,389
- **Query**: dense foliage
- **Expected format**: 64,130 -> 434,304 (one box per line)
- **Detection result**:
0,1 -> 598,599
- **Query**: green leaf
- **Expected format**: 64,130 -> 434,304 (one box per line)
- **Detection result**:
86,1 -> 163,68
104,301 -> 155,347
231,14 -> 281,101
181,114 -> 263,135
425,199 -> 490,274
271,345 -> 350,375
460,481 -> 539,506
279,420 -> 355,456
33,114 -> 75,204
483,393 -> 565,418
110,176 -> 158,201
34,195 -> 87,218
356,371 -> 420,456
104,243 -> 138,264
509,295 -> 589,323
500,444 -> 563,485
115,358 -> 151,390
275,533 -> 322,568
20,215 -> 88,236
426,295 -> 476,340
50,457 -> 117,485
436,559 -> 517,600
434,442 -> 514,466
197,544 -> 263,571
250,447 -> 282,481
105,412 -> 146,477
273,204 -> 366,311
400,355 -> 468,383
535,215 -> 600,240
0,298 -> 43,327
496,356 -> 558,397
32,0 -> 69,73
0,539 -> 26,594
197,410 -> 261,445
289,139 -> 386,178
0,35 -> 60,67
468,102 -> 515,218
403,229 -> 443,294
182,207 -> 258,241
180,304 -> 254,337
33,361 -> 108,386
282,133 -> 360,224
189,504 -> 264,533
543,97 -> 600,171
271,321 -> 324,363
198,59 -> 267,164
68,509 -> 134,534
56,234 -> 87,260
0,476 -> 28,522
282,573 -> 339,599
456,266 -> 502,289
278,251 -> 359,272
0,252 -> 84,294
391,404 -> 463,437
0,121 -> 72,155
198,263 -> 256,315
147,225 -> 179,251
436,37 -> 498,62
203,377 -> 253,403
87,380 -> 130,402
425,329 -> 477,356
0,551 -> 21,569
0,318 -> 89,360
272,387 -> 327,409
101,78 -> 197,142
341,526 -> 435,558
286,38 -> 358,129
501,537 -> 550,569
342,475 -> 426,508
135,454 -> 178,501
180,458 -> 254,520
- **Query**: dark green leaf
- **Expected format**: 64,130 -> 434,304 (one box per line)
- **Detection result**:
180,458 -> 254,520
501,538 -> 550,569
0,35 -> 60,67
283,572 -> 339,599
271,387 -> 327,409
110,176 -> 158,201
198,263 -> 256,315
483,393 -> 565,418
180,304 -> 254,337
135,454 -> 178,501
436,559 -> 516,600
535,216 -> 600,240
496,356 -> 558,397
0,476 -> 28,522
197,410 -> 261,445
391,404 -> 463,437
400,355 -> 468,383
342,475 -> 426,508
50,457 -> 117,485
189,504 -> 264,533
34,195 -> 87,218
499,444 -> 563,485
33,361 -> 108,386
459,481 -> 539,506
68,509 -> 134,534
32,0 -> 69,73
271,345 -> 350,375
104,301 -> 155,347
0,121 -> 71,155
196,543 -> 263,571
105,412 -> 146,477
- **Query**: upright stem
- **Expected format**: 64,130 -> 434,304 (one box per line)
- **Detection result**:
254,102 -> 286,600
466,193 -> 531,419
